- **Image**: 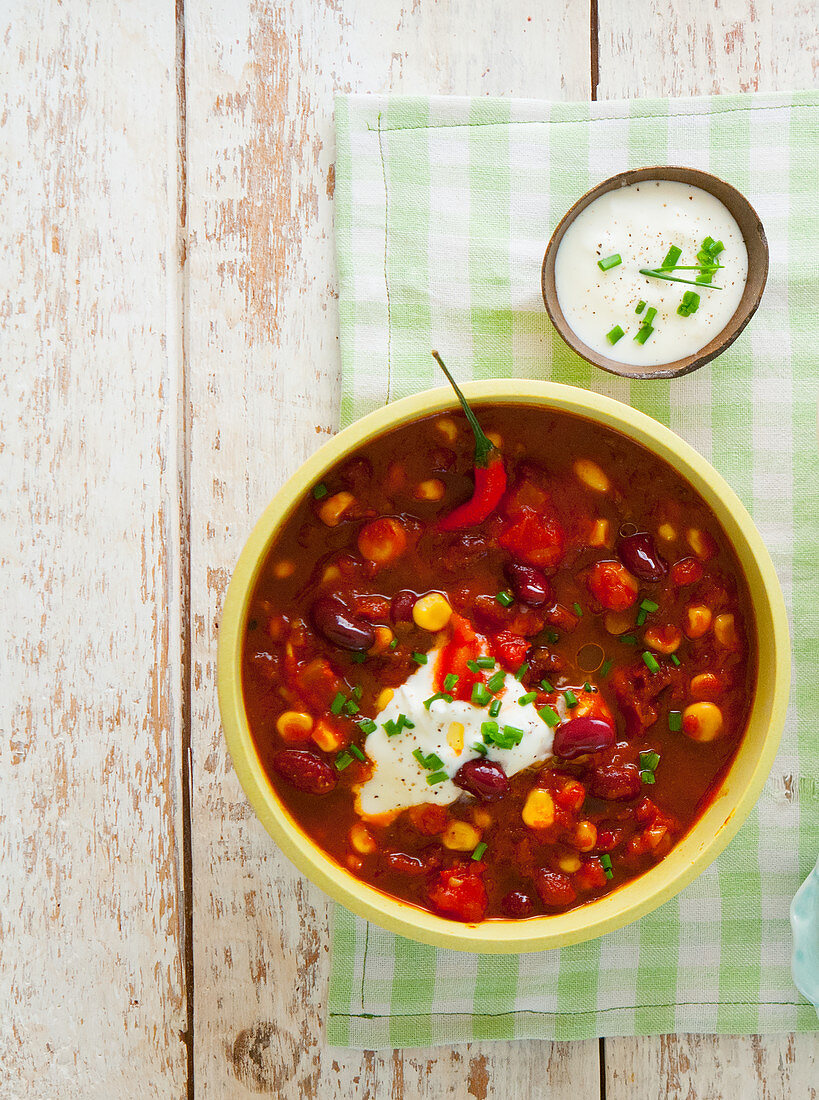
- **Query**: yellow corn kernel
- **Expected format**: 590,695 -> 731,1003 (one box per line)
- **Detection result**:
486,430 -> 503,448
321,564 -> 342,585
682,701 -> 724,742
318,491 -> 355,528
574,458 -> 610,493
357,517 -> 408,565
346,854 -> 363,872
522,788 -> 556,830
311,719 -> 344,753
643,625 -> 682,654
376,688 -> 394,711
572,820 -> 598,852
589,518 -> 610,548
471,807 -> 492,829
368,625 -> 394,655
349,822 -> 377,855
558,852 -> 582,873
657,523 -> 677,542
684,604 -> 712,639
435,416 -> 458,443
442,820 -> 482,851
273,559 -> 295,579
412,592 -> 452,632
714,613 -> 739,648
447,721 -> 465,755
413,478 -> 446,502
686,527 -> 714,560
276,710 -> 314,742
605,610 -> 633,635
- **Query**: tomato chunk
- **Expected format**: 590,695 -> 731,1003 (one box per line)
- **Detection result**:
535,869 -> 577,909
428,866 -> 488,923
587,560 -> 639,611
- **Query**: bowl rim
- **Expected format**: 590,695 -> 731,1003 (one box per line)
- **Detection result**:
217,380 -> 790,953
541,166 -> 770,380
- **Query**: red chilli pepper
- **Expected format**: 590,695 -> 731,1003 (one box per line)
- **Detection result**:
432,351 -> 507,530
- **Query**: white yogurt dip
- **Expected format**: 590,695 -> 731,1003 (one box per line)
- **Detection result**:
355,649 -> 569,818
554,179 -> 748,367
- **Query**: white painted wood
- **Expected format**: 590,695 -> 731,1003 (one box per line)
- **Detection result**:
184,0 -> 597,1095
0,2 -> 187,1098
597,1 -> 819,1096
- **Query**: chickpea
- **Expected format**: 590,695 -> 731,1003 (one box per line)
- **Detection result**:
442,821 -> 482,851
349,822 -> 377,855
684,604 -> 712,639
435,416 -> 459,443
657,523 -> 677,542
276,710 -> 314,742
572,820 -> 598,852
413,478 -> 446,502
412,593 -> 452,632
376,688 -> 394,711
273,559 -> 295,579
589,518 -> 610,548
574,458 -> 610,493
522,788 -> 555,830
690,672 -> 723,700
357,517 -> 408,565
311,719 -> 344,753
714,613 -> 740,648
318,491 -> 355,528
604,610 -> 633,635
558,851 -> 582,873
447,721 -> 465,754
367,625 -> 395,655
682,701 -> 724,742
643,624 -> 682,654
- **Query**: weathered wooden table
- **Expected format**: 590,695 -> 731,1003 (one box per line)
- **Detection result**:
3,2 -> 817,1096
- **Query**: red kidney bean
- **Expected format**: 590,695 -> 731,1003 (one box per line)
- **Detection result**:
552,716 -> 617,760
617,532 -> 667,582
273,749 -> 337,795
453,758 -> 509,802
390,589 -> 418,624
384,852 -> 427,877
501,890 -> 535,918
590,763 -> 642,801
535,869 -> 577,909
503,561 -> 552,607
311,595 -> 375,651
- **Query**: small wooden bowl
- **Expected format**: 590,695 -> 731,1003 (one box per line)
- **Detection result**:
541,166 -> 769,380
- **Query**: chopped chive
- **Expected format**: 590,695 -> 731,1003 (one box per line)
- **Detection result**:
639,268 -> 723,289
696,269 -> 713,285
669,710 -> 683,732
635,300 -> 646,314
600,659 -> 613,677
640,770 -> 656,785
350,652 -> 367,664
661,245 -> 682,269
487,670 -> 506,693
412,748 -> 427,766
383,719 -> 400,737
708,239 -> 724,256
388,638 -> 399,650
471,683 -> 492,708
545,630 -> 560,644
502,725 -> 525,744
600,853 -> 613,870
584,681 -> 593,692
640,598 -> 659,613
563,689 -> 578,708
444,673 -> 459,692
426,770 -> 449,785
472,741 -> 488,756
677,289 -> 701,317
401,715 -> 414,730
466,659 -> 481,673
476,656 -> 496,669
425,752 -> 444,771
481,720 -> 499,741
495,590 -> 514,608
488,698 -> 502,718
312,482 -> 329,500
634,324 -> 654,345
541,678 -> 554,693
702,235 -> 716,253
636,609 -> 648,627
642,651 -> 661,674
423,692 -> 453,710
598,253 -> 622,271
343,699 -> 360,716
335,751 -> 354,771
514,661 -> 529,681
358,718 -> 377,735
330,691 -> 346,715
471,841 -> 488,862
351,685 -> 363,699
621,634 -> 638,646
573,602 -> 583,617
539,705 -> 560,727
606,325 -> 625,345
349,744 -> 366,763
518,691 -> 538,706
411,652 -> 428,665
639,751 -> 660,772
643,306 -> 658,326
670,653 -> 681,667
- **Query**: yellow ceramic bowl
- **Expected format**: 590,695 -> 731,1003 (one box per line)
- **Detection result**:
217,381 -> 790,953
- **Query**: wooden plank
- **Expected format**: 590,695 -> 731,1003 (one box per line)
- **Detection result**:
597,1 -> 819,1096
184,0 -> 597,1095
0,2 -> 187,1097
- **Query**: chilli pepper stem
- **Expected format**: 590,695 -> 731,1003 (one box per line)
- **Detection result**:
432,350 -> 494,468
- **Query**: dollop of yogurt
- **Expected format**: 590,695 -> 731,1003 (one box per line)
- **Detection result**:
355,651 -> 570,817
554,179 -> 748,368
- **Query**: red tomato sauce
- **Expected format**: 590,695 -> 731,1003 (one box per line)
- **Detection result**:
241,406 -> 757,923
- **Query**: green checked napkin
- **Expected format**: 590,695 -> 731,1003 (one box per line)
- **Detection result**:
327,91 -> 819,1048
